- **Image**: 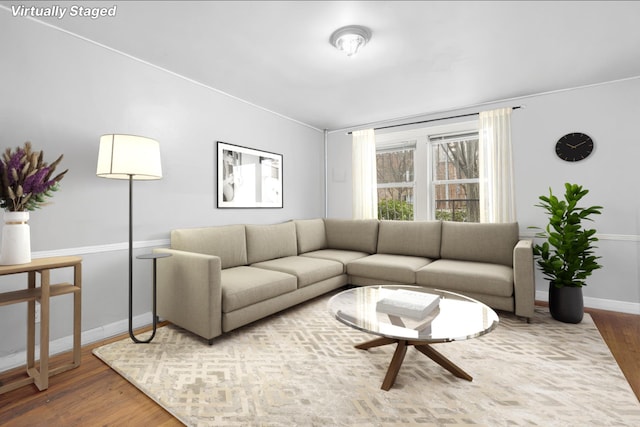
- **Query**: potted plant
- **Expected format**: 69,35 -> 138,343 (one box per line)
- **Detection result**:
531,183 -> 602,323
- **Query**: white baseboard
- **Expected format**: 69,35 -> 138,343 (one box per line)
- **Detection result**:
0,311 -> 153,372
536,290 -> 640,314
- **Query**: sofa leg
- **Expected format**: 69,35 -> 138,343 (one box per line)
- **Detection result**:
516,315 -> 532,323
208,338 -> 215,345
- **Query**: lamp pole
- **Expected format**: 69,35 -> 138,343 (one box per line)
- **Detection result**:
128,174 -> 156,343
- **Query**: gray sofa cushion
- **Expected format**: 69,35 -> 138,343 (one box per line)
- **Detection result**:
221,266 -> 297,312
324,219 -> 379,253
171,225 -> 247,269
416,259 -> 514,297
295,219 -> 327,253
377,220 -> 442,258
347,253 -> 432,284
246,221 -> 297,264
301,249 -> 369,273
252,256 -> 344,288
440,221 -> 519,267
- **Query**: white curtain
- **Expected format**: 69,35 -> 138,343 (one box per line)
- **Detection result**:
352,129 -> 378,219
478,108 -> 516,223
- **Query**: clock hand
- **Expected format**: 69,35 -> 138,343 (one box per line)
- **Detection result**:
573,140 -> 587,148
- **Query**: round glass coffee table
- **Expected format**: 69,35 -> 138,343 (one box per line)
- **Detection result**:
328,285 -> 499,390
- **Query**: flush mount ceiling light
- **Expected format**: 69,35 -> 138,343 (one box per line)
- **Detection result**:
330,25 -> 372,57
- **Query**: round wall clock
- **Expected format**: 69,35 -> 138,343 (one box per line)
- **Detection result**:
555,132 -> 594,162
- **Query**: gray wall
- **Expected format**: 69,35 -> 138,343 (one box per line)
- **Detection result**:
327,77 -> 640,313
0,12 -> 325,364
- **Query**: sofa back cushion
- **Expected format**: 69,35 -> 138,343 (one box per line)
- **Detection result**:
377,220 -> 442,258
246,221 -> 298,264
171,225 -> 247,269
440,221 -> 519,267
324,219 -> 379,254
295,219 -> 327,254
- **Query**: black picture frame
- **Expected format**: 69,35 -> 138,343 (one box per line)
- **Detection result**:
216,141 -> 283,208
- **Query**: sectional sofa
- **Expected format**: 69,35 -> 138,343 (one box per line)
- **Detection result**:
154,219 -> 535,343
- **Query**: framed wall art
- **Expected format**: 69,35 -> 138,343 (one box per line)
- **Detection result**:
216,141 -> 283,208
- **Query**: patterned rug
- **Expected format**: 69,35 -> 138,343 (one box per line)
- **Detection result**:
93,292 -> 640,426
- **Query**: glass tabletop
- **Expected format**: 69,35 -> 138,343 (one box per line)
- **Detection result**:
328,285 -> 499,342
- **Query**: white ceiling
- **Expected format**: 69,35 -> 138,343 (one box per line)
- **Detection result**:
11,0 -> 640,130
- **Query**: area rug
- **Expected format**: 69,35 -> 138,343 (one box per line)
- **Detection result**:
93,293 -> 640,426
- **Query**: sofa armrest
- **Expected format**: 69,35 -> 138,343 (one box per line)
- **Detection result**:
154,248 -> 223,341
513,239 -> 535,319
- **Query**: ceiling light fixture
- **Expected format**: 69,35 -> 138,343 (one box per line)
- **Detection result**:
330,25 -> 372,57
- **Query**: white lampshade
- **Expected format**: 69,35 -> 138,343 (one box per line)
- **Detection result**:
97,134 -> 162,180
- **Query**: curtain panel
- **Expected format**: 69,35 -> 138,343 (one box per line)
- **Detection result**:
352,129 -> 378,219
479,108 -> 516,223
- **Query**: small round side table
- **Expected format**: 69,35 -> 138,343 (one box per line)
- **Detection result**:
131,252 -> 171,343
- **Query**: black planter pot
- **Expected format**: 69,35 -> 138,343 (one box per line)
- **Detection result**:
549,283 -> 584,323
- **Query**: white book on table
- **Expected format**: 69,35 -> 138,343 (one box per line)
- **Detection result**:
376,289 -> 441,320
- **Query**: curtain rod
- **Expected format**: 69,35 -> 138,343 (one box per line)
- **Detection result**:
347,105 -> 522,135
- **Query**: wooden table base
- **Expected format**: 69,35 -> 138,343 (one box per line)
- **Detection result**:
355,337 -> 473,391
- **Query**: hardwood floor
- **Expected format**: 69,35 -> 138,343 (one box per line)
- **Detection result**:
587,307 -> 640,400
0,324 -> 181,427
0,308 -> 638,426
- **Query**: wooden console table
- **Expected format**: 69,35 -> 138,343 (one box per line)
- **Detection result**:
0,256 -> 82,394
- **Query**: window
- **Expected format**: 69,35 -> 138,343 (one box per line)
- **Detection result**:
376,141 -> 415,220
430,132 -> 480,222
375,121 -> 479,222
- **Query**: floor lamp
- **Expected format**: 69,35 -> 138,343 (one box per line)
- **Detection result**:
96,134 -> 163,343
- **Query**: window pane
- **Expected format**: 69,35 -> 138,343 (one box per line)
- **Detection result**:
376,146 -> 415,220
378,187 -> 414,220
433,139 -> 478,181
434,183 -> 479,222
377,149 -> 414,184
431,133 -> 479,222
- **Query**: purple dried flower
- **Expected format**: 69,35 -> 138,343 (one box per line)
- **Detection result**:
0,142 -> 67,211
6,149 -> 25,186
23,166 -> 52,194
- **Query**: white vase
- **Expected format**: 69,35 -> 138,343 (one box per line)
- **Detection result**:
0,211 -> 32,265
